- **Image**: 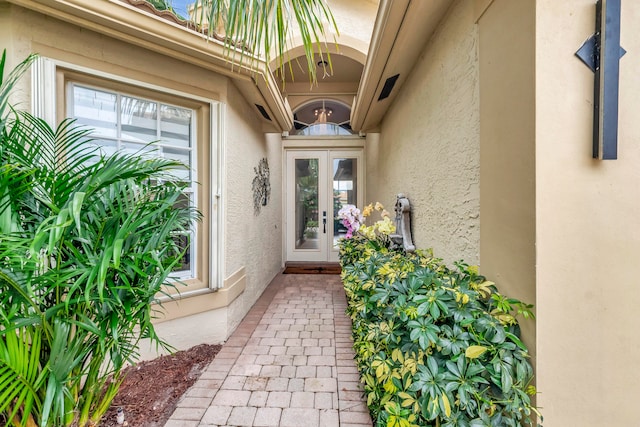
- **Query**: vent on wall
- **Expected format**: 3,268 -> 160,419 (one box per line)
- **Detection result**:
255,104 -> 272,121
378,74 -> 400,101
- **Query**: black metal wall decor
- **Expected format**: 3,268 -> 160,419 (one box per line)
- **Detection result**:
252,158 -> 271,215
576,0 -> 626,159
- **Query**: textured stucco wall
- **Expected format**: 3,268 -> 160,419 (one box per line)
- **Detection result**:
285,0 -> 377,55
326,0 -> 378,54
224,84 -> 283,334
534,0 -> 640,425
1,4 -> 35,110
477,0 -> 536,370
138,309 -> 228,361
370,0 -> 480,265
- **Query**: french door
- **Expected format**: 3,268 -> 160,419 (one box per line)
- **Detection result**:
285,149 -> 363,262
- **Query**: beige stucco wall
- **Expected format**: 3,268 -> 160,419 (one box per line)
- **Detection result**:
477,0 -> 537,367
325,0 -> 378,55
284,0 -> 377,57
534,0 -> 640,425
0,3 -> 33,110
224,87 -> 283,333
1,4 -> 283,349
328,0 -> 378,38
368,0 -> 480,265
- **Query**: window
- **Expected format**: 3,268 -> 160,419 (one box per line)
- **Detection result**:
70,84 -> 197,279
47,65 -> 221,294
29,57 -> 221,294
291,99 -> 354,136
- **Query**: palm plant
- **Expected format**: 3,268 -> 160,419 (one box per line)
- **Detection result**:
191,0 -> 338,82
0,51 -> 199,426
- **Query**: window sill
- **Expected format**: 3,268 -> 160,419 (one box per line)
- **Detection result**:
154,267 -> 246,322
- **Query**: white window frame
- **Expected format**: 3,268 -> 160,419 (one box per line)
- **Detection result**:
68,83 -> 198,280
31,57 -> 224,292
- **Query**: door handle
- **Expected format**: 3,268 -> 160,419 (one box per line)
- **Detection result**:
323,211 -> 327,234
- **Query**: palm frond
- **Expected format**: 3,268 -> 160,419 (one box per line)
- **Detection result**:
40,320 -> 89,427
0,162 -> 34,234
0,51 -> 37,124
0,326 -> 45,427
192,0 -> 338,83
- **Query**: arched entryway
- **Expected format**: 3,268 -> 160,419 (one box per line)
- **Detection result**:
275,45 -> 366,264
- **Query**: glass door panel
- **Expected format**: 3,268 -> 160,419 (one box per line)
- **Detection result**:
285,149 -> 362,263
332,157 -> 358,246
329,151 -> 363,262
286,151 -> 328,262
295,158 -> 319,250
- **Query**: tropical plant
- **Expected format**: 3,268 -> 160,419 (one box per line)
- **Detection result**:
338,209 -> 542,427
0,51 -> 199,426
190,0 -> 338,83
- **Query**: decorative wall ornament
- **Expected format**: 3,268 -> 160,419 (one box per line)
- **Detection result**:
252,158 -> 271,215
390,193 -> 416,252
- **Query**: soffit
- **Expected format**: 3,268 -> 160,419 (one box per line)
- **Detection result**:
5,0 -> 293,132
275,53 -> 364,116
351,0 -> 452,132
277,54 -> 364,85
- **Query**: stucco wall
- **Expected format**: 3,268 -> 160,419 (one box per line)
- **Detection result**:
224,86 -> 283,333
0,4 -> 15,70
369,0 -> 480,265
285,0 -> 377,56
535,0 -> 640,425
477,0 -> 537,366
326,0 -> 378,54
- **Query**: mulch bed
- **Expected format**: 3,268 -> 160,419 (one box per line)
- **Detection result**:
100,343 -> 221,427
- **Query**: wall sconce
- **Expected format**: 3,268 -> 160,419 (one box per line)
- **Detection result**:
575,0 -> 626,160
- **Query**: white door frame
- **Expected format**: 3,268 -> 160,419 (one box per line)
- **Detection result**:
284,147 -> 364,263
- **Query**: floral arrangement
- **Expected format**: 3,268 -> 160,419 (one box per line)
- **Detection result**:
338,202 -> 396,240
337,204 -> 363,238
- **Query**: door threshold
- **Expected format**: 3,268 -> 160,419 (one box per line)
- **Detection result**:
283,262 -> 341,275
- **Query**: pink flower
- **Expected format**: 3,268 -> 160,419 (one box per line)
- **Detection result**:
338,204 -> 363,238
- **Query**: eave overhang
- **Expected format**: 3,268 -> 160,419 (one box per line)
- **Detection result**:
351,0 -> 451,132
5,0 -> 293,132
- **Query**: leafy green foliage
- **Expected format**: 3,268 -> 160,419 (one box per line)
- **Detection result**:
339,235 -> 542,427
0,52 -> 199,426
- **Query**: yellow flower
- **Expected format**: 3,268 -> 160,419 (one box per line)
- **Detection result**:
359,224 -> 376,239
375,217 -> 396,235
375,201 -> 384,211
362,203 -> 373,217
381,209 -> 390,218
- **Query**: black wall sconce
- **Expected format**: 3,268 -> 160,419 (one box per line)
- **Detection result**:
575,0 -> 626,160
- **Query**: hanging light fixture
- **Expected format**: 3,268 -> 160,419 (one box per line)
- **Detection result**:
313,100 -> 332,124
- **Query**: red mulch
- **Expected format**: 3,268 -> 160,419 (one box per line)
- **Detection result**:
100,343 -> 221,427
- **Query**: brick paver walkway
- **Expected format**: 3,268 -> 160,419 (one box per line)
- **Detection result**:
166,273 -> 373,427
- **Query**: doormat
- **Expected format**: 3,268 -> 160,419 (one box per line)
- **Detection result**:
283,263 -> 342,275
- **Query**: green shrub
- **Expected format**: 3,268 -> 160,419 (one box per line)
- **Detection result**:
339,232 -> 541,427
0,52 -> 199,426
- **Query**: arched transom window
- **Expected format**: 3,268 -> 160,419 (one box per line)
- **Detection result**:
292,99 -> 353,136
